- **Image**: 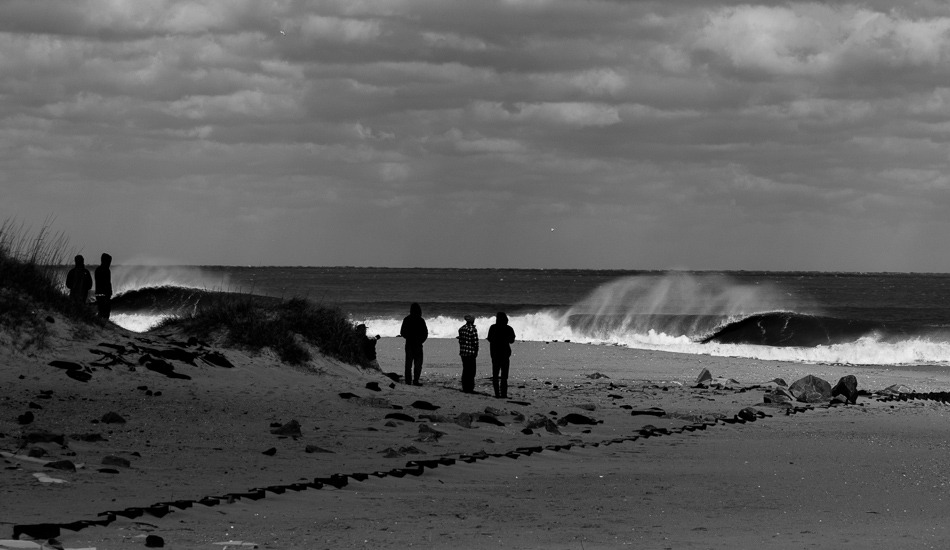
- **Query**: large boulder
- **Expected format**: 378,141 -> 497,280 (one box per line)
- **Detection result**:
879,384 -> 913,396
831,375 -> 859,404
789,375 -> 832,403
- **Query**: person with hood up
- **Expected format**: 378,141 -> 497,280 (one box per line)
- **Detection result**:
457,314 -> 479,393
65,255 -> 93,304
399,302 -> 428,385
94,252 -> 113,320
486,311 -> 516,399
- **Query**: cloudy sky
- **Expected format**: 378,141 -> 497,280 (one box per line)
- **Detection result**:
2,0 -> 949,271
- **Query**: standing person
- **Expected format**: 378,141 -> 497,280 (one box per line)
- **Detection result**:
457,314 -> 479,393
399,302 -> 428,386
94,253 -> 113,320
487,311 -> 516,399
65,255 -> 93,304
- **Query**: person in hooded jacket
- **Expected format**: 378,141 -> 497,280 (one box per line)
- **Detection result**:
457,314 -> 479,393
399,302 -> 428,385
486,311 -> 516,398
65,255 -> 93,304
94,252 -> 113,320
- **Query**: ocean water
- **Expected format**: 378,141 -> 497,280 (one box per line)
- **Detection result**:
102,266 -> 950,367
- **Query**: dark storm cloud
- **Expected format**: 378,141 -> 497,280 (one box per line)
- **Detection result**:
1,0 -> 949,269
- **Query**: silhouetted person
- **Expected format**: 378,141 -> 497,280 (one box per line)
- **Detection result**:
357,323 -> 381,371
457,314 -> 479,393
94,253 -> 113,320
65,255 -> 92,304
487,311 -> 516,399
399,303 -> 428,385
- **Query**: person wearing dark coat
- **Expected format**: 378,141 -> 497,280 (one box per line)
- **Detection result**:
65,255 -> 93,304
486,311 -> 516,398
399,302 -> 428,385
94,253 -> 113,320
457,314 -> 479,393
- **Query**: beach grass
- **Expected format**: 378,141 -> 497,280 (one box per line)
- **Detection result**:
157,293 -> 369,367
0,218 -> 103,348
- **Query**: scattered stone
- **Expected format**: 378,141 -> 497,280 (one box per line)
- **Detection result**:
411,400 -> 440,411
145,534 -> 164,548
737,407 -> 758,422
262,448 -> 277,456
45,460 -> 76,472
830,394 -> 849,405
484,406 -> 504,416
70,433 -> 106,442
338,392 -> 359,400
99,468 -> 120,474
101,412 -> 126,424
475,414 -> 505,426
630,408 -> 665,417
384,412 -> 415,422
454,413 -> 474,429
199,351 -> 235,368
28,402 -> 42,410
576,403 -> 596,411
384,421 -> 398,427
27,447 -> 47,458
789,375 -> 833,403
879,384 -> 913,396
305,445 -> 333,454
831,375 -> 859,404
380,447 -> 404,458
365,382 -> 381,392
521,428 -> 534,435
383,372 -> 401,383
525,414 -> 560,434
557,413 -> 598,426
696,368 -> 713,384
22,432 -> 65,445
66,370 -> 92,382
17,411 -> 34,425
416,424 -> 446,442
270,420 -> 302,437
102,455 -> 131,468
586,372 -> 609,379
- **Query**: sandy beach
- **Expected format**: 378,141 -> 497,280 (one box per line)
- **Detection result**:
4,318 -> 950,549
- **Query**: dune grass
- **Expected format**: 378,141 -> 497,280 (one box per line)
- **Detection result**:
0,218 -> 103,348
158,294 -> 370,366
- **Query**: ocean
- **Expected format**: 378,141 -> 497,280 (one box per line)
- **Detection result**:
103,266 -> 950,367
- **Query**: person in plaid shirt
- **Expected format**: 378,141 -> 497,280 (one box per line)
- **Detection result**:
457,314 -> 479,393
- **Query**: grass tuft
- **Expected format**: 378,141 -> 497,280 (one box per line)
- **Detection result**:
157,293 -> 370,367
0,217 -> 104,349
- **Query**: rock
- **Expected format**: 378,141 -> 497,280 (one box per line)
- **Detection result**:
831,375 -> 859,404
380,447 -> 404,458
556,413 -> 598,426
262,447 -> 277,456
576,403 -> 596,411
484,406 -> 504,416
630,408 -> 665,417
763,391 -> 793,404
338,392 -> 359,399
454,413 -> 473,429
737,407 -> 758,422
28,447 -> 47,458
365,382 -> 381,392
305,445 -> 333,454
199,351 -> 235,368
880,384 -> 913,396
145,535 -> 164,547
45,460 -> 76,472
383,372 -> 401,382
101,412 -> 126,424
416,424 -> 445,442
69,433 -> 106,442
475,414 -> 505,426
102,455 -> 131,468
586,372 -> 609,379
830,394 -> 849,404
411,400 -> 440,411
384,412 -> 415,422
384,421 -> 398,427
525,414 -> 560,434
28,402 -> 42,410
23,432 -> 65,445
789,375 -> 833,403
419,414 -> 451,423
17,411 -> 34,425
696,368 -> 713,384
270,420 -> 302,437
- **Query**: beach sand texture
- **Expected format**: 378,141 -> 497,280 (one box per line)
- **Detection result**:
3,317 -> 950,549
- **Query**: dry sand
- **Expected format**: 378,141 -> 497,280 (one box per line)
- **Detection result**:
3,317 -> 950,549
